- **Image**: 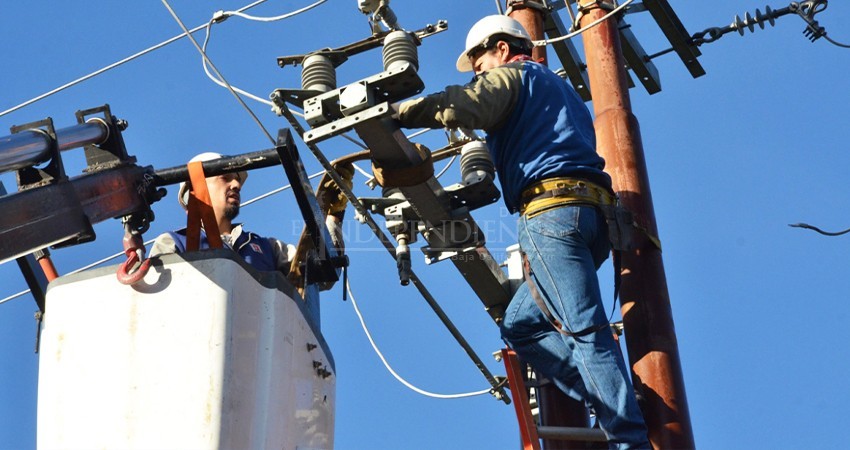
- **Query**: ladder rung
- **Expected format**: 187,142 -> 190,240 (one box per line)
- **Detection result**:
537,426 -> 607,442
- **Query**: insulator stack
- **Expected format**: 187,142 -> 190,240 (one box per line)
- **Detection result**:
382,31 -> 418,72
460,141 -> 495,184
301,54 -> 337,93
733,6 -> 776,35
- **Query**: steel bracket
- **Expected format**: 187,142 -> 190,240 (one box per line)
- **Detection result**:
274,129 -> 342,284
75,104 -> 135,171
11,118 -> 64,189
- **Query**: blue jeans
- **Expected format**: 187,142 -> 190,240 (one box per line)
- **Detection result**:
500,205 -> 649,449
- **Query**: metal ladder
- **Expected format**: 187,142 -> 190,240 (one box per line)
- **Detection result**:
500,348 -> 608,449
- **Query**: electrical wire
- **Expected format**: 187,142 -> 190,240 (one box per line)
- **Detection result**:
277,102 -> 509,398
201,20 -> 274,107
0,0 -> 271,119
197,3 -> 375,153
434,154 -> 457,179
789,222 -> 850,236
406,128 -> 430,140
351,162 -> 373,180
824,35 -> 850,49
346,278 -> 493,399
161,0 -> 276,144
532,0 -> 634,47
199,0 -> 328,108
223,0 -> 326,22
564,0 -> 578,32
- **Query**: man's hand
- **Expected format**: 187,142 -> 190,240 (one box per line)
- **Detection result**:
318,163 -> 355,216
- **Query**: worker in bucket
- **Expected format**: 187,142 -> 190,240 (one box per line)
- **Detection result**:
393,15 -> 649,449
151,152 -> 352,277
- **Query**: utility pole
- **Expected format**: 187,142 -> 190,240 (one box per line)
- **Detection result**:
508,0 -> 695,447
577,1 -> 695,448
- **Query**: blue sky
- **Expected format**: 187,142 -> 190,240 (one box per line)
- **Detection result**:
1,1 -> 848,449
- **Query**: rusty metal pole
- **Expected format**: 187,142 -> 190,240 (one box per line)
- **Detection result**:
507,3 -> 597,449
507,0 -> 548,65
577,1 -> 695,448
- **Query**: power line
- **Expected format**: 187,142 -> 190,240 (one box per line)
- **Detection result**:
0,0 -> 271,118
824,34 -> 850,49
532,0 -> 634,47
346,277 -> 493,399
199,0 -> 328,108
161,0 -> 276,144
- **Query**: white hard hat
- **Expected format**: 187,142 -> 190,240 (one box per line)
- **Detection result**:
177,152 -> 248,208
456,15 -> 532,72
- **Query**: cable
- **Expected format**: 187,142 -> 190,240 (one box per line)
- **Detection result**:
199,0 -> 328,108
789,222 -> 850,236
240,170 -> 324,206
434,154 -> 457,179
406,128 -> 430,140
0,289 -> 30,306
340,133 -> 369,149
346,277 -> 493,399
532,0 -> 634,47
198,0 -> 371,157
0,0 -> 271,119
824,35 -> 850,49
564,0 -> 578,32
200,20 -> 274,107
222,0 -> 326,22
277,103 -> 509,400
161,0 -> 276,144
351,162 -> 373,180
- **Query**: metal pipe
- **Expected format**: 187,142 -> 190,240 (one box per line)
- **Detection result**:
152,148 -> 282,186
537,426 -> 607,443
507,0 -> 548,66
36,252 -> 60,282
578,2 -> 694,448
0,121 -> 109,174
537,388 -> 599,450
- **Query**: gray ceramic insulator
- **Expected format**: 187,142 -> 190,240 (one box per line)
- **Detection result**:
382,30 -> 418,72
301,54 -> 336,93
460,141 -> 495,184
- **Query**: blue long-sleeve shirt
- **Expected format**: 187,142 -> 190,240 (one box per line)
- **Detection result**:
398,60 -> 610,213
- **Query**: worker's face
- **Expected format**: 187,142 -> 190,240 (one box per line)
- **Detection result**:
207,172 -> 243,222
470,41 -> 511,75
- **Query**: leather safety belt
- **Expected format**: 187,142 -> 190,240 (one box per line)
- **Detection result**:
521,252 -> 610,338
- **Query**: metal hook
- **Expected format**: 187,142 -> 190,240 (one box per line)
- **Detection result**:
116,229 -> 152,285
116,247 -> 152,285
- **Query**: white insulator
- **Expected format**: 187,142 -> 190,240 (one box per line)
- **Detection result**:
382,30 -> 418,72
460,141 -> 495,184
301,54 -> 336,93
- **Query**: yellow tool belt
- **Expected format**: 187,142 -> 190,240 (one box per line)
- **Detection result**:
519,177 -> 616,218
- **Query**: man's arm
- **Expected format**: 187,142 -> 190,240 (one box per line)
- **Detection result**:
326,215 -> 345,254
397,64 -> 523,131
268,237 -> 295,274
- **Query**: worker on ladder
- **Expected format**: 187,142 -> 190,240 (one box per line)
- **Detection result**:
394,15 -> 649,449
